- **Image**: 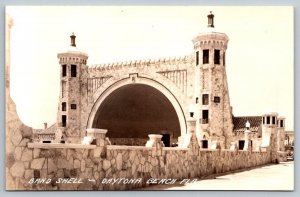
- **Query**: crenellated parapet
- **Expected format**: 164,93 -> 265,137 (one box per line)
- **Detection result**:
193,32 -> 229,50
88,55 -> 191,73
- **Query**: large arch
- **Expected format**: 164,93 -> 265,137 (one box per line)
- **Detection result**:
87,74 -> 187,141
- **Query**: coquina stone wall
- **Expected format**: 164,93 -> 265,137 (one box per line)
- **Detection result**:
6,128 -> 274,191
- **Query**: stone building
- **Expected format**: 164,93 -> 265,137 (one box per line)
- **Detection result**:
6,11 -> 289,191
36,12 -> 286,151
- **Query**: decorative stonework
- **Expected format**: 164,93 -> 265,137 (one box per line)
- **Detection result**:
157,70 -> 187,93
87,76 -> 112,96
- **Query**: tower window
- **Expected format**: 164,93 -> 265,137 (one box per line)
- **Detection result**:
266,116 -> 270,124
223,52 -> 226,66
71,64 -> 77,77
280,120 -> 284,128
62,115 -> 67,127
62,102 -> 66,111
196,51 -> 199,65
272,117 -> 276,125
196,97 -> 199,104
71,104 -> 77,110
214,96 -> 220,103
202,94 -> 209,105
214,49 -> 220,64
203,49 -> 209,64
263,117 -> 265,124
62,64 -> 67,77
202,110 -> 209,124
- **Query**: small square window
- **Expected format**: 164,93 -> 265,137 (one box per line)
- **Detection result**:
202,94 -> 209,105
201,140 -> 208,148
71,104 -> 77,110
214,96 -> 220,103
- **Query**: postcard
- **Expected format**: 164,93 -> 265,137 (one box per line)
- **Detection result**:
5,6 -> 294,191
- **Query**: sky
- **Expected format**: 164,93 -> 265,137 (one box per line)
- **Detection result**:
6,6 -> 294,130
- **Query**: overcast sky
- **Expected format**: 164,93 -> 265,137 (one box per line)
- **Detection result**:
6,6 -> 293,130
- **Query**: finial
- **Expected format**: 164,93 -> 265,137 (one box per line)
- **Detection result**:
246,120 -> 250,130
70,32 -> 76,47
207,11 -> 214,28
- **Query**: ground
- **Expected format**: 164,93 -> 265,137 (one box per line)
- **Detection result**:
141,161 -> 294,191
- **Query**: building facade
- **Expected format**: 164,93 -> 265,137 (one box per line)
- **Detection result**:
39,12 -> 285,151
6,11 -> 290,191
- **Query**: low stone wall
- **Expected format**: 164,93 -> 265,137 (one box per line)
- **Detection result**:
6,130 -> 273,190
109,138 -> 148,146
109,137 -> 178,146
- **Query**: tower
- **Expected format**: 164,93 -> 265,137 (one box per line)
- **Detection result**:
261,112 -> 279,162
261,112 -> 278,147
192,12 -> 233,148
277,116 -> 286,151
57,33 -> 88,143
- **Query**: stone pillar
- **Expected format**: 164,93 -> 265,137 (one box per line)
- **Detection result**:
243,129 -> 251,151
210,140 -> 221,149
86,129 -> 108,159
179,118 -> 197,148
145,134 -> 163,148
187,117 -> 197,134
188,130 -> 200,154
86,128 -> 108,146
229,142 -> 238,151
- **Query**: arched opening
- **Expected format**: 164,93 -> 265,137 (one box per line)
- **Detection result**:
92,84 -> 181,146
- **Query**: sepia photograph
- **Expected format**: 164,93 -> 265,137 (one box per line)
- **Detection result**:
5,6 -> 294,191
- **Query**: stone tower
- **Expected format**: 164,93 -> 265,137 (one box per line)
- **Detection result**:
261,112 -> 278,147
192,12 -> 233,148
277,116 -> 286,151
57,33 -> 88,143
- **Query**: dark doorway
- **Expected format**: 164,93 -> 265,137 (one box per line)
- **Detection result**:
239,140 -> 245,150
161,134 -> 171,147
201,140 -> 208,148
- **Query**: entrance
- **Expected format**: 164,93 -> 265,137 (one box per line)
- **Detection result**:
161,134 -> 171,147
239,140 -> 245,150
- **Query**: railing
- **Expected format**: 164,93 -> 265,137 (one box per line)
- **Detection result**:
201,118 -> 209,124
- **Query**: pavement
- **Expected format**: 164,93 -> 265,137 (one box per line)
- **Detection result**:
141,161 -> 294,191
